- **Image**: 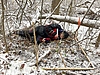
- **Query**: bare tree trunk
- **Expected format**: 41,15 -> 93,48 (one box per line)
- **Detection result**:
40,0 -> 44,25
0,15 -> 2,35
1,0 -> 8,52
51,0 -> 60,15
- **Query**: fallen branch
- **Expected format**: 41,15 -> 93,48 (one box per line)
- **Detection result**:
32,22 -> 39,69
29,49 -> 51,67
42,67 -> 94,70
38,50 -> 51,63
38,14 -> 100,29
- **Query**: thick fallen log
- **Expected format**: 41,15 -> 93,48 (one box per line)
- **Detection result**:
38,14 -> 100,29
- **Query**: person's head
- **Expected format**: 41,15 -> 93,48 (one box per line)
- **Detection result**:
60,31 -> 69,39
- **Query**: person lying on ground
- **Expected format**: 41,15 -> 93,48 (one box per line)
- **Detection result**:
13,23 -> 69,44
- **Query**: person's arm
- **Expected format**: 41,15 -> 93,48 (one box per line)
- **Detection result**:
41,38 -> 51,43
36,35 -> 51,44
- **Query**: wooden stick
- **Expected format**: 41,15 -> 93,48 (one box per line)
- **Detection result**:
29,48 -> 51,67
32,22 -> 39,69
59,52 -> 66,67
75,37 -> 94,68
43,67 -> 94,70
1,0 -> 9,52
57,41 -> 66,67
95,33 -> 100,48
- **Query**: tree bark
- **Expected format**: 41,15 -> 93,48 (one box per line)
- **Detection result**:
0,15 -> 2,35
51,0 -> 60,15
1,0 -> 9,52
38,14 -> 100,29
95,33 -> 100,48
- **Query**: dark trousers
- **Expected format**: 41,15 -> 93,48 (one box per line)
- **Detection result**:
18,30 -> 34,42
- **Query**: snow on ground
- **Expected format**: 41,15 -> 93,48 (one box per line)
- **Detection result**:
0,24 -> 100,75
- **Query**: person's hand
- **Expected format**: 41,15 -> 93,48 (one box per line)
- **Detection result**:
54,34 -> 58,39
42,38 -> 51,43
42,38 -> 46,42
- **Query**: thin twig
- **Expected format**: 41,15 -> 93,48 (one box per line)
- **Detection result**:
59,52 -> 66,67
81,0 -> 96,23
43,0 -> 63,25
75,37 -> 94,68
75,0 -> 96,32
40,0 -> 44,25
15,0 -> 31,25
70,35 -> 97,47
57,42 -> 66,67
